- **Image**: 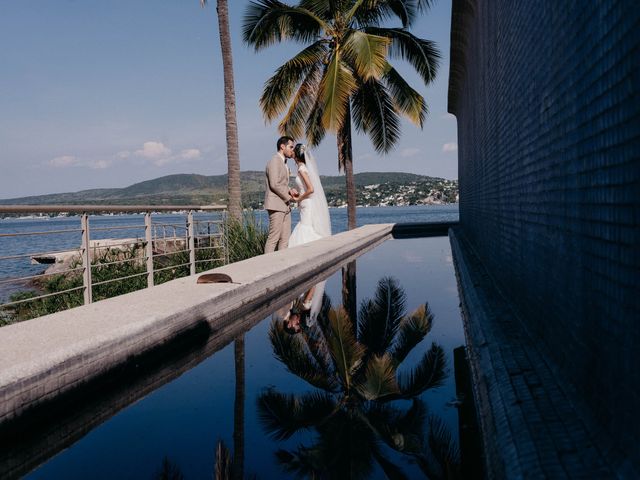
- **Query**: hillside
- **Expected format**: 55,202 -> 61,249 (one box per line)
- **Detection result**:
0,172 -> 458,208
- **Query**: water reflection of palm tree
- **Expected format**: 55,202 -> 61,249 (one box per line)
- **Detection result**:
213,335 -> 247,480
258,277 -> 460,478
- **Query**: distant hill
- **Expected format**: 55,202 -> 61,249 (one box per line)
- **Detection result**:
0,171 -> 457,208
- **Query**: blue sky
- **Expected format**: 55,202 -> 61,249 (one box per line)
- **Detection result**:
0,0 -> 457,199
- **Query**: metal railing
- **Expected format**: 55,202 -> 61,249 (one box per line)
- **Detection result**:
0,205 -> 227,322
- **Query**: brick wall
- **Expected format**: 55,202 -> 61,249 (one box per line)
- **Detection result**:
449,0 -> 639,459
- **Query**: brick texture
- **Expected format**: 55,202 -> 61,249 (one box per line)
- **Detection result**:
449,0 -> 639,466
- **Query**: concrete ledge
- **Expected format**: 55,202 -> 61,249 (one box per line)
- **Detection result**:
449,228 -> 632,479
0,224 -> 393,427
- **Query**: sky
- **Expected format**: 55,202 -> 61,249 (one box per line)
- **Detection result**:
0,0 -> 458,199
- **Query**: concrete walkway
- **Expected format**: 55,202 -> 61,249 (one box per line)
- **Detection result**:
0,224 -> 393,427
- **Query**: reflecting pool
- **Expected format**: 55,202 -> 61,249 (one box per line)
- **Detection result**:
18,235 -> 465,479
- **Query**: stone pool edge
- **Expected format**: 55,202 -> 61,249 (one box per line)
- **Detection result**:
449,228 -> 629,478
0,224 -> 394,426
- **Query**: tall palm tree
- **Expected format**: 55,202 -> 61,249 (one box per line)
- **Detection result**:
201,0 -> 242,221
243,0 -> 439,229
258,277 -> 460,477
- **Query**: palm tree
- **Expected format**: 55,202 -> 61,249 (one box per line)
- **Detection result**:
201,0 -> 242,221
258,277 -> 460,478
243,0 -> 439,229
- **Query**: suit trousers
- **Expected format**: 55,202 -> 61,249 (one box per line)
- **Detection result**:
264,209 -> 291,253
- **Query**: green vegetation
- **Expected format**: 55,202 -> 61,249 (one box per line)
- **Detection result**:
225,211 -> 269,264
1,214 -> 268,324
0,172 -> 457,213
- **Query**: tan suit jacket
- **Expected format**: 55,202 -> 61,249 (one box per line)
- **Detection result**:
264,153 -> 291,212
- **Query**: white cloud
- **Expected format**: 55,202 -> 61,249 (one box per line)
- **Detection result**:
179,148 -> 201,160
135,141 -> 172,159
400,147 -> 420,158
442,142 -> 458,153
49,155 -> 79,167
117,151 -> 131,159
130,142 -> 201,166
88,159 -> 112,169
48,155 -> 112,169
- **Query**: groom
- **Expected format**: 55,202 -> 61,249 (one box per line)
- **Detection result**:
264,135 -> 297,253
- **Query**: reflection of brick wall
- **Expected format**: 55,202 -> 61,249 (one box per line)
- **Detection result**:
449,0 -> 639,458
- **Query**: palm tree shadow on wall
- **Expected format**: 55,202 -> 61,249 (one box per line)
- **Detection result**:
258,277 -> 462,479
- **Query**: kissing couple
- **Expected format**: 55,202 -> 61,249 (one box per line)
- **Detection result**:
264,135 -> 331,335
263,135 -> 331,253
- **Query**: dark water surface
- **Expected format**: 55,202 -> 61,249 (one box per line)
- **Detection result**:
17,234 -> 464,479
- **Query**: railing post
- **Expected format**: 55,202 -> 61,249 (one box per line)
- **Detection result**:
224,211 -> 230,265
187,210 -> 196,275
145,212 -> 154,287
81,213 -> 92,304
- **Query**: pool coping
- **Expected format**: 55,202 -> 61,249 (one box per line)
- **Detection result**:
0,224 -> 394,428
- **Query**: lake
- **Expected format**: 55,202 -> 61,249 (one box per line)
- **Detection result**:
0,205 -> 459,303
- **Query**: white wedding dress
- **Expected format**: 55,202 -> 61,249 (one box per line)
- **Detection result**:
289,150 -> 331,247
288,149 -> 330,327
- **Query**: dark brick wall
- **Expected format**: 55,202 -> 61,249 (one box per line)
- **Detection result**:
449,0 -> 639,460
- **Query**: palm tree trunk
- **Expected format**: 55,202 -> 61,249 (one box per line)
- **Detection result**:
337,102 -> 356,230
216,0 -> 242,221
232,335 -> 245,480
341,260 -> 357,334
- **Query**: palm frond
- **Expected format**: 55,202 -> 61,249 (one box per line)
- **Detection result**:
365,26 -> 440,85
303,315 -> 336,377
357,276 -> 406,355
243,1 -> 326,51
313,411 -> 378,477
278,61 -> 324,138
366,398 -> 426,453
392,398 -> 428,453
428,415 -> 461,470
305,93 -> 327,146
416,415 -> 462,479
327,306 -> 365,390
352,0 -> 417,28
391,303 -> 434,365
416,0 -> 436,13
319,50 -> 357,132
351,77 -> 401,152
257,388 -> 337,440
274,447 -> 324,477
371,449 -> 410,479
396,343 -> 447,398
299,0 -> 337,19
269,320 -> 339,391
383,64 -> 427,127
355,353 -> 400,400
261,41 -> 328,122
342,30 -> 390,80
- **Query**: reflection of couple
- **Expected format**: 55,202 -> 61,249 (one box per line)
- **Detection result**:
263,136 -> 331,253
281,280 -> 327,335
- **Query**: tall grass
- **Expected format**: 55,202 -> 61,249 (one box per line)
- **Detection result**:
225,210 -> 268,263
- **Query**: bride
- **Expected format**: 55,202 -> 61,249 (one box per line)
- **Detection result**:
281,144 -> 330,334
289,144 -> 331,247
